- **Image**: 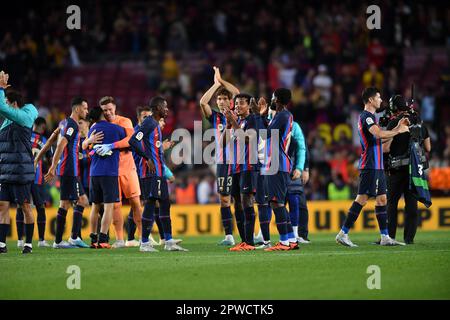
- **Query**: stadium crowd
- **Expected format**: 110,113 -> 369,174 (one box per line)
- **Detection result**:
0,0 -> 449,205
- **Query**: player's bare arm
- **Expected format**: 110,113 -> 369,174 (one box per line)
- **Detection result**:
369,117 -> 409,139
34,127 -> 60,168
44,137 -> 68,183
199,74 -> 221,118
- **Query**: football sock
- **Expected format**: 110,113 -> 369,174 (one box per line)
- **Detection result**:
244,206 -> 255,245
90,233 -> 98,244
298,206 -> 309,239
293,226 -> 299,239
342,202 -> 363,234
286,213 -> 296,241
55,208 -> 68,243
234,207 -> 246,243
99,232 -> 108,243
220,206 -> 233,236
375,205 -> 389,236
71,205 -> 84,239
127,208 -> 136,241
0,224 -> 10,244
288,193 -> 300,228
258,204 -> 271,242
141,201 -> 155,243
154,206 -> 164,240
25,223 -> 34,245
16,208 -> 24,240
159,199 -> 172,241
273,206 -> 288,242
36,207 -> 46,241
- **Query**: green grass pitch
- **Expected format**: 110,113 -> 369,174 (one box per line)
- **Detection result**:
1,231 -> 449,300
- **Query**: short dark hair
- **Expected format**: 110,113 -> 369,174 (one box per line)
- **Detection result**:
361,87 -> 379,104
34,117 -> 46,127
149,96 -> 166,111
5,89 -> 24,108
274,88 -> 291,106
99,96 -> 115,106
88,106 -> 104,123
216,87 -> 232,99
234,93 -> 253,105
136,106 -> 151,118
71,96 -> 87,109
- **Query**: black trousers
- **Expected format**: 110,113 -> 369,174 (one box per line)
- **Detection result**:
387,168 -> 418,242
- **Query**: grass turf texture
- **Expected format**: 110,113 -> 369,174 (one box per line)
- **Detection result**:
1,230 -> 449,300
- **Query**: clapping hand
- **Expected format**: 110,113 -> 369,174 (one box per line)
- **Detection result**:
0,71 -> 10,89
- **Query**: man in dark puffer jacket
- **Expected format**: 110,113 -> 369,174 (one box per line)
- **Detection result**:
0,71 -> 38,254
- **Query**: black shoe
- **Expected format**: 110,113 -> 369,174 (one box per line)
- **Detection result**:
405,240 -> 414,245
22,245 -> 32,254
0,246 -> 7,254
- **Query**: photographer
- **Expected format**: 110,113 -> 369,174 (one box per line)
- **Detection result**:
382,95 -> 431,244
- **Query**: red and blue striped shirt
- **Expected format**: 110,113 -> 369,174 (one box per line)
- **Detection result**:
358,110 -> 383,170
56,118 -> 80,177
208,109 -> 230,165
261,110 -> 293,174
31,132 -> 51,185
231,114 -> 261,174
129,116 -> 165,178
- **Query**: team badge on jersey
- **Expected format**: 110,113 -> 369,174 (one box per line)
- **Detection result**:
366,117 -> 374,125
135,132 -> 144,141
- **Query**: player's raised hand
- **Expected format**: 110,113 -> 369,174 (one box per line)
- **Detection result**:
258,97 -> 268,115
225,108 -> 238,124
398,117 -> 410,127
250,97 -> 259,114
0,71 -> 10,89
396,118 -> 410,134
213,66 -> 222,84
163,139 -> 175,151
147,159 -> 156,174
88,129 -> 104,144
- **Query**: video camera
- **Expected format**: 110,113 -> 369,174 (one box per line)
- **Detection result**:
383,86 -> 428,170
379,94 -> 420,128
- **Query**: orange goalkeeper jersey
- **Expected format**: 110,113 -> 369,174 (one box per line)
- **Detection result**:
111,115 -> 136,176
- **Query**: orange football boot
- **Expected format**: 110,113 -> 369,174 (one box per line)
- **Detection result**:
264,242 -> 291,251
242,243 -> 256,251
97,242 -> 112,249
229,242 -> 247,251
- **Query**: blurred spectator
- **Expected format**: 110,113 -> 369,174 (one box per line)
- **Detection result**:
362,63 -> 384,89
421,86 -> 436,125
197,175 -> 214,204
328,173 -> 351,200
312,64 -> 333,105
175,176 -> 197,204
162,51 -> 179,81
366,38 -> 386,68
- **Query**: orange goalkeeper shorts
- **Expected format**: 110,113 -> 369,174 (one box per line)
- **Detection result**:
118,170 -> 141,200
